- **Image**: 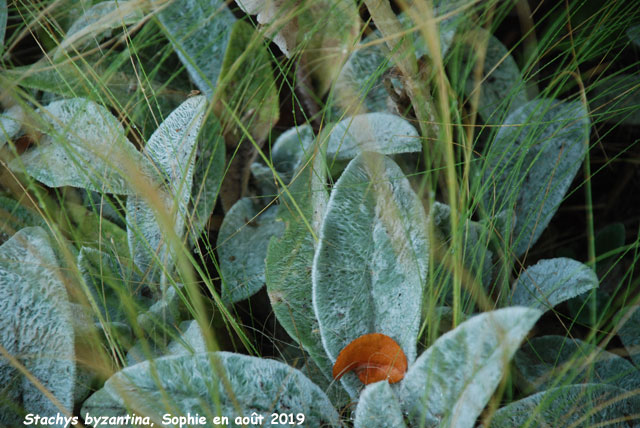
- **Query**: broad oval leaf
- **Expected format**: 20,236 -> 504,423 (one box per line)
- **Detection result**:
399,307 -> 542,428
0,104 -> 24,148
354,381 -> 408,428
166,320 -> 207,355
0,227 -> 75,424
104,352 -> 340,426
156,0 -> 236,98
333,333 -> 407,384
324,113 -> 421,162
313,152 -> 428,397
481,98 -> 590,256
9,98 -> 149,194
56,1 -> 143,59
81,388 -> 129,423
126,96 -> 206,279
218,198 -> 284,304
510,258 -> 598,311
514,335 -> 640,393
489,384 -> 640,427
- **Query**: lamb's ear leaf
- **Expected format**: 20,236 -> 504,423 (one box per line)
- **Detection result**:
489,384 -> 640,427
55,1 -> 143,59
323,113 -> 421,162
355,381 -> 408,428
126,96 -> 206,279
156,0 -> 235,98
9,98 -> 149,195
266,149 -> 336,388
617,306 -> 640,366
0,105 -> 25,149
189,112 -> 225,242
218,198 -> 284,304
0,227 -> 75,423
313,152 -> 428,398
104,352 -> 341,426
589,74 -> 640,125
399,307 -> 541,427
510,258 -> 598,311
514,335 -> 640,394
452,27 -> 528,125
481,98 -> 589,256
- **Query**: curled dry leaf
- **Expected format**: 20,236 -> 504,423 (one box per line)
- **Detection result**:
332,333 -> 407,385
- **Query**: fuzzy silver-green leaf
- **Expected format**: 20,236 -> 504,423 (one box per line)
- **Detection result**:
355,381 -> 408,428
400,307 -> 542,428
313,152 -> 428,397
510,258 -> 598,311
482,98 -> 589,256
104,352 -> 340,426
0,227 -> 75,425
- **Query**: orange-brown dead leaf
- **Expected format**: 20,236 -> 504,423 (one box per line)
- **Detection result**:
332,333 -> 407,385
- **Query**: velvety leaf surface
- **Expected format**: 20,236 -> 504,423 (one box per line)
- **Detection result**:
510,258 -> 598,311
10,98 -> 149,194
266,149 -> 330,373
156,0 -> 235,98
324,112 -> 421,161
137,283 -> 184,335
354,381 -> 408,428
618,305 -> 640,366
0,227 -> 75,424
126,96 -> 206,279
56,1 -> 142,59
313,152 -> 428,397
456,27 -> 527,125
218,198 -> 284,303
589,74 -> 640,125
399,307 -> 542,428
104,352 -> 340,426
482,98 -> 589,256
0,104 -> 24,148
514,335 -> 640,393
489,384 -> 640,427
